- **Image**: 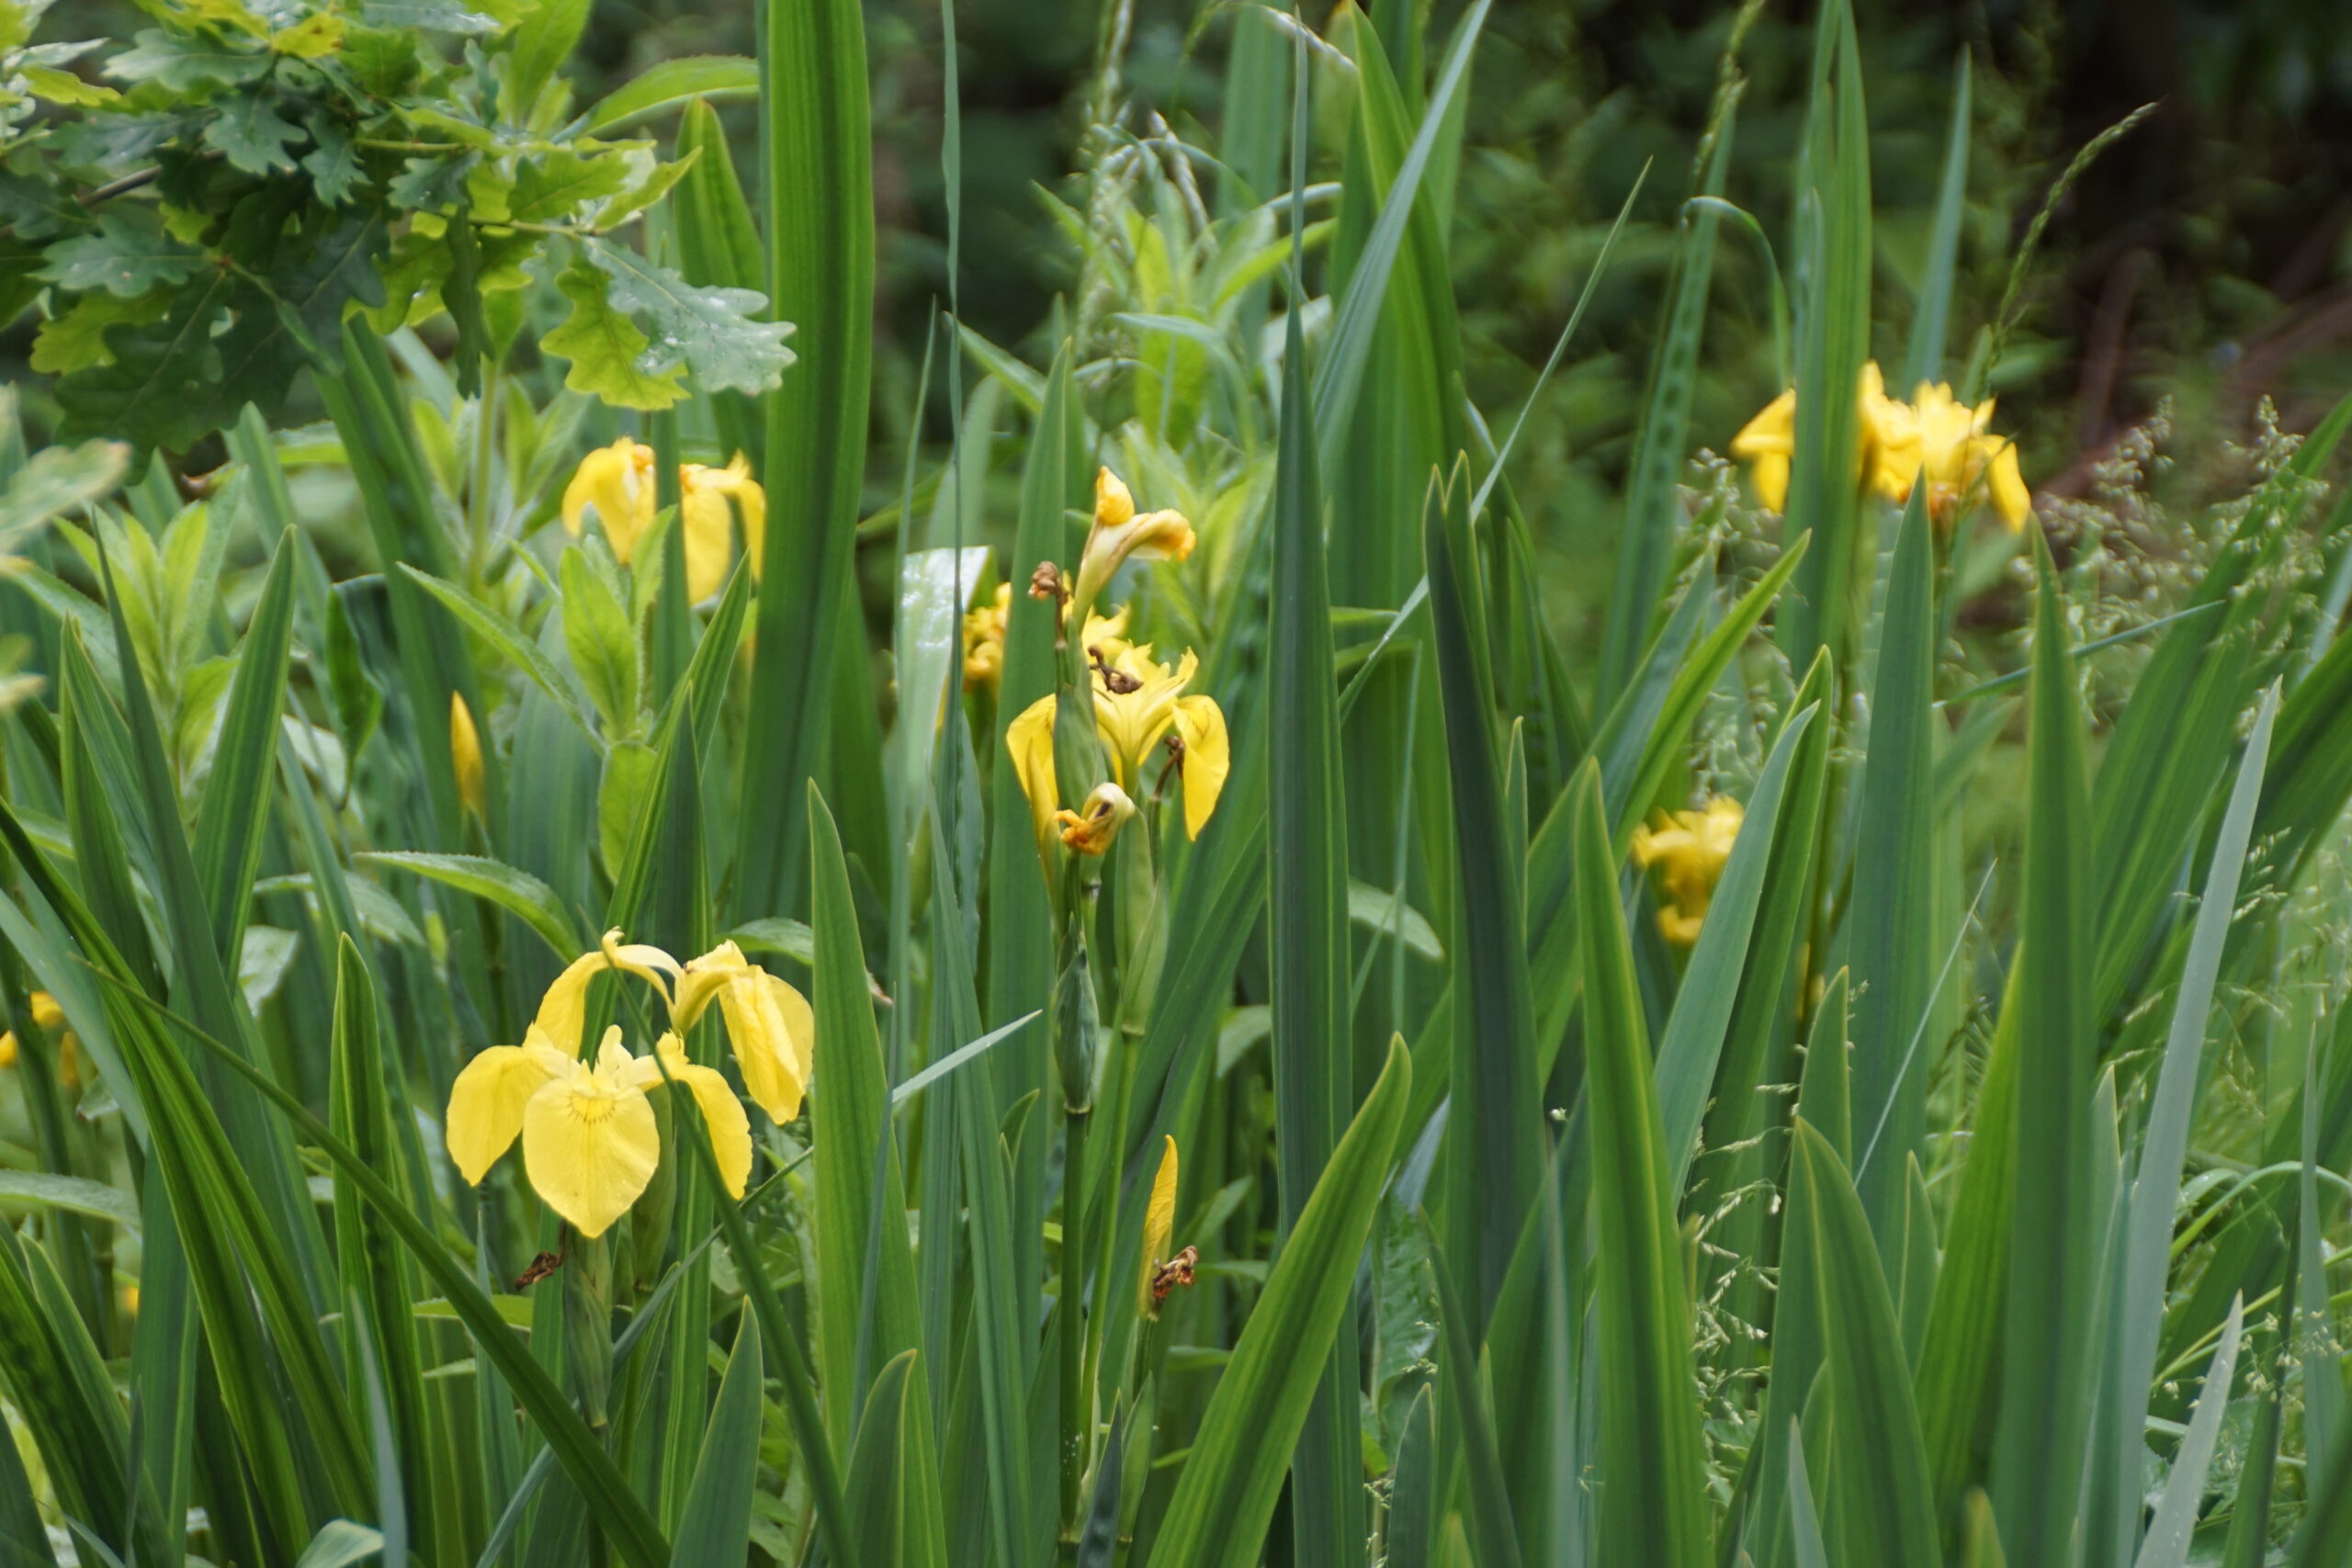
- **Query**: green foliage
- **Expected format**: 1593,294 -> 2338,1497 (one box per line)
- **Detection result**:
0,2 -> 2346,1566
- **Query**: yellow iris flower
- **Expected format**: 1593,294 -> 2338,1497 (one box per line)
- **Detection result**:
962,584 -> 1132,693
1631,797 -> 1744,946
560,438 -> 768,602
446,930 -> 813,1236
1731,365 -> 2030,530
1882,381 -> 2032,531
1071,468 -> 1194,615
1729,362 -> 1918,513
0,990 -> 69,1070
1005,642 -> 1230,858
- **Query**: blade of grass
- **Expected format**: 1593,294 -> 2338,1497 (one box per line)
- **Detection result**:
1792,1120 -> 1942,1568
1570,760 -> 1711,1568
1142,1036 -> 1409,1568
1657,700 -> 1816,1197
736,0 -> 873,919
1989,535 -> 2098,1567
1601,85 -> 1739,702
1847,487 -> 1938,1239
1427,464 -> 1542,1326
2112,684 -> 2277,1557
1901,50 -> 1972,390
1270,107 -> 1363,1565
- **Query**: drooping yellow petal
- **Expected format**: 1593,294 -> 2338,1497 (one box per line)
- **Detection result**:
678,485 -> 734,603
449,692 -> 487,818
1984,438 -> 2030,530
520,1033 -> 662,1237
720,972 -> 816,1123
1171,694 -> 1229,840
447,1043 -> 563,1185
560,438 -> 657,565
635,1035 -> 752,1198
1729,389 -> 1795,467
1005,694 -> 1061,862
731,458 -> 768,580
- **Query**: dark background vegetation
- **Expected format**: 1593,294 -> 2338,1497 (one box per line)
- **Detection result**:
589,0 -> 2352,631
25,0 -> 2352,641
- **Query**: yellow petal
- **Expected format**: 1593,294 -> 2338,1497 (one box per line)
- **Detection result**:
639,1036 -> 752,1198
0,1032 -> 17,1069
1005,694 -> 1061,862
447,1043 -> 560,1185
1095,466 -> 1135,529
1729,389 -> 1795,459
449,692 -> 487,818
1144,1135 -> 1178,1269
1171,694 -> 1229,840
561,439 -> 655,564
718,972 -> 815,1123
1748,451 -> 1790,513
672,940 -> 748,1031
600,930 -> 682,1009
725,456 -> 766,581
532,950 -> 616,1057
1985,440 -> 2030,530
679,484 -> 734,603
520,1051 -> 660,1237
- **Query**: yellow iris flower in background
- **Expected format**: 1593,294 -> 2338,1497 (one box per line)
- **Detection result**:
1005,641 -> 1230,857
446,929 -> 812,1236
1883,381 -> 2033,531
1632,797 -> 1744,946
1729,362 -> 1915,513
1071,468 -> 1194,614
1731,364 -> 2030,530
0,990 -> 69,1070
560,437 -> 767,602
961,583 -> 1131,693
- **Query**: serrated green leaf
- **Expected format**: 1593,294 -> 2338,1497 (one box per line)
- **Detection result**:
270,214 -> 388,371
38,213 -> 203,298
53,273 -> 231,452
106,28 -> 270,89
204,95 -> 304,175
542,258 -> 687,410
586,240 -> 796,396
506,150 -> 633,226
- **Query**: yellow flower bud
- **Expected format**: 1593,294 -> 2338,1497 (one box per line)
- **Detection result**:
449,692 -> 487,818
